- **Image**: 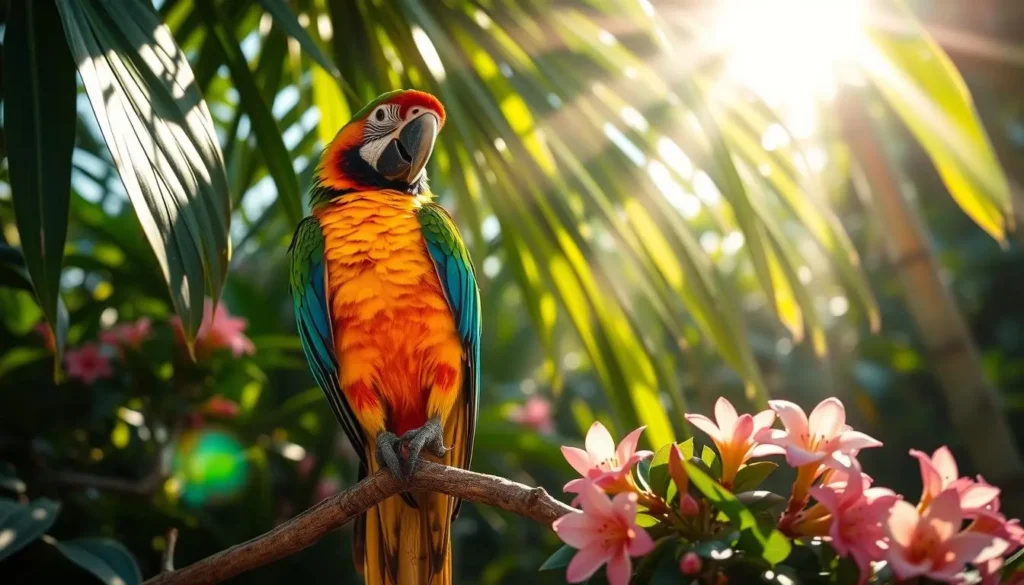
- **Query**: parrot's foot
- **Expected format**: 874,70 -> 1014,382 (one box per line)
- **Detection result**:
399,417 -> 448,477
375,431 -> 404,481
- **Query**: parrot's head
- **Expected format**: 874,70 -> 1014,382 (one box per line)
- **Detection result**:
314,89 -> 446,201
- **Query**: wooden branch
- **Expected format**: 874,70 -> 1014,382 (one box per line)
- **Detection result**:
143,461 -> 576,585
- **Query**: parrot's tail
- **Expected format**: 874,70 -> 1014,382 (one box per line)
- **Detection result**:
359,490 -> 454,585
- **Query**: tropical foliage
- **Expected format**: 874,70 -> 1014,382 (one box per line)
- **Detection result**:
1,0 -> 1023,583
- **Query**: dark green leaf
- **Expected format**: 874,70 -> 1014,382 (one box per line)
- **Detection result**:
732,462 -> 779,493
53,538 -> 142,585
55,0 -> 232,342
256,0 -> 340,78
197,0 -> 303,226
692,537 -> 737,559
0,498 -> 61,562
3,0 -> 77,358
685,461 -> 791,565
0,463 -> 26,496
1004,547 -> 1024,579
735,491 -> 786,515
539,544 -> 575,571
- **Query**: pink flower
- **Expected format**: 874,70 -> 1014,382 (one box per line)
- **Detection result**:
886,488 -> 1009,582
968,508 -> 1024,584
64,343 -> 113,385
808,466 -> 898,584
685,397 -> 782,487
99,317 -> 152,351
759,398 -> 882,469
911,446 -> 1000,515
508,395 -> 555,434
552,481 -> 655,585
172,298 -> 255,358
562,422 -> 653,495
679,552 -> 702,575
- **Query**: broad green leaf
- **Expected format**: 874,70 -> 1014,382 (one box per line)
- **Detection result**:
701,445 -> 722,480
197,0 -> 302,226
55,0 -> 231,344
685,461 -> 791,565
257,0 -> 340,78
53,538 -> 142,585
3,0 -> 76,358
0,348 -> 50,380
539,544 -> 576,571
0,245 -> 69,371
735,490 -> 786,515
0,498 -> 61,562
0,463 -> 27,496
732,461 -> 779,493
864,0 -> 1012,241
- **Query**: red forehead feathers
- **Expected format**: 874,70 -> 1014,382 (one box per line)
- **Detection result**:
389,90 -> 446,126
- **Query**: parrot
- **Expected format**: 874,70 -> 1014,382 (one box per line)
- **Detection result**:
288,89 -> 480,585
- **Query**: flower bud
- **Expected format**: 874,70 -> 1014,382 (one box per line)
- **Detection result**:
680,493 -> 700,518
669,444 -> 689,493
680,552 -> 702,576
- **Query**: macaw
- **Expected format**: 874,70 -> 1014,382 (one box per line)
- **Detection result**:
289,90 -> 480,585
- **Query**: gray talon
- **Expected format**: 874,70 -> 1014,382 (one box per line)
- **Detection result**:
375,431 -> 405,480
399,418 -> 447,477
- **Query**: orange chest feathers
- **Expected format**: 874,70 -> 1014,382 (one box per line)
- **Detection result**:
314,191 -> 463,435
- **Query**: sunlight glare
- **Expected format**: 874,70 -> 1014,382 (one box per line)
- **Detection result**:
715,0 -> 866,110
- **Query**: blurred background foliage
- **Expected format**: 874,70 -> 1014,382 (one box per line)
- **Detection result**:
1,0 -> 1024,583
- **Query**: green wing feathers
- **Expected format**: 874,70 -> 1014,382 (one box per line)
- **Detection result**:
288,217 -> 367,463
417,203 -> 481,471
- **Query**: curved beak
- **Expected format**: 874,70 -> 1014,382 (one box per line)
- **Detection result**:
376,113 -> 439,184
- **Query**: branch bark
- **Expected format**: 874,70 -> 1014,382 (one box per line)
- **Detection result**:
142,461 -> 576,585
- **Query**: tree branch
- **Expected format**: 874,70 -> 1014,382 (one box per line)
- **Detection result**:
142,461 -> 576,585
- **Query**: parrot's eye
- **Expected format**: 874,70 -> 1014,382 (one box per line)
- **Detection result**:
375,109 -> 386,122
410,108 -> 420,116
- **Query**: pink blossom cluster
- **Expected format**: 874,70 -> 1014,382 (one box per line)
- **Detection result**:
50,297 -> 255,386
550,396 -> 1023,585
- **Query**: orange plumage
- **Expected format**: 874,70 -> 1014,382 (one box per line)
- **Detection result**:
315,192 -> 463,437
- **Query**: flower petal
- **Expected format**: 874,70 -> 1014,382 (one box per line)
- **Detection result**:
808,397 -> 846,440
714,397 -> 739,436
924,488 -> 964,541
610,491 -> 639,521
562,446 -> 595,476
786,445 -> 826,467
931,446 -> 959,486
752,409 -> 776,434
960,482 -> 1001,512
684,414 -> 723,444
834,430 -> 882,454
566,545 -> 611,583
886,500 -> 921,549
749,443 -> 786,458
910,449 -> 943,500
563,478 -> 584,494
578,481 -> 614,518
553,512 -> 596,549
604,548 -> 631,585
628,526 -> 655,556
887,548 -> 930,580
929,533 -> 1006,580
615,426 -> 647,465
731,414 -> 755,446
769,400 -> 809,439
585,422 -> 617,460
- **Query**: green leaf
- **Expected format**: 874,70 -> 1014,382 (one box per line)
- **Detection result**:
256,0 -> 340,78
0,498 -> 61,562
0,463 -> 27,496
198,0 -> 303,227
1004,547 -> 1024,579
55,0 -> 232,343
735,491 -> 786,515
0,347 -> 50,380
701,445 -> 722,480
864,0 -> 1012,241
539,544 -> 576,571
647,443 -> 673,499
692,536 -> 737,559
53,538 -> 142,585
3,0 -> 77,359
685,461 -> 791,566
732,461 -> 778,493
